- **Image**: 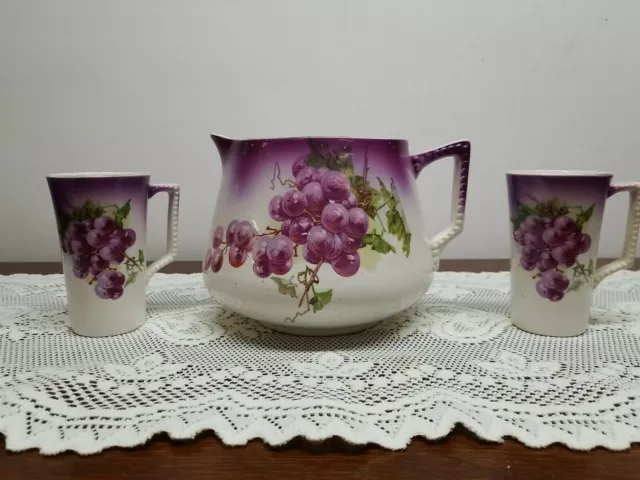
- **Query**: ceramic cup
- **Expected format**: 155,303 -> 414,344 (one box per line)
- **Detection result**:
507,170 -> 640,337
47,173 -> 180,337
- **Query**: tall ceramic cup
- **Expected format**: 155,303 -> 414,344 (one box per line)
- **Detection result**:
47,173 -> 180,337
507,170 -> 640,337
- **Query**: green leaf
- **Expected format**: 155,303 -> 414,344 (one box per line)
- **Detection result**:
510,204 -> 535,231
386,208 -> 411,258
530,198 -> 569,219
94,206 -> 105,217
569,260 -> 593,294
402,232 -> 412,257
350,175 -> 380,218
114,200 -> 132,228
385,207 -> 403,235
271,277 -> 298,298
118,200 -> 131,219
305,141 -> 355,178
377,178 -> 397,209
69,200 -> 99,222
309,289 -> 333,313
575,204 -> 595,230
138,249 -> 145,264
57,212 -> 72,245
356,198 -> 378,219
81,200 -> 95,211
326,152 -> 355,176
306,139 -> 331,169
350,177 -> 413,258
351,175 -> 372,194
362,203 -> 377,219
305,152 -> 327,169
342,155 -> 355,178
124,270 -> 138,287
566,279 -> 583,293
361,233 -> 396,254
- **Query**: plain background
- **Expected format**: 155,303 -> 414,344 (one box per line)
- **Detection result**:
1,0 -> 639,262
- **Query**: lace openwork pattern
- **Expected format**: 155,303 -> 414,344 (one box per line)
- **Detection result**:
1,271 -> 640,454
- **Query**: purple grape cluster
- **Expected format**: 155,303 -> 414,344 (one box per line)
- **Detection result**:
268,160 -> 368,277
95,270 -> 126,300
62,216 -> 136,299
204,159 -> 369,279
514,214 -> 592,301
205,220 -> 257,273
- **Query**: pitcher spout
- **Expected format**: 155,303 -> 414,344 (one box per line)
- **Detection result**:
210,133 -> 234,160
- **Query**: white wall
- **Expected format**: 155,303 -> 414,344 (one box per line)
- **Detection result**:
1,0 -> 639,262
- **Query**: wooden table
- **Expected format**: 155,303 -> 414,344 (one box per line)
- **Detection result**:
1,260 -> 638,480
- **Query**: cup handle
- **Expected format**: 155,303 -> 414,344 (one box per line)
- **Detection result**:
146,184 -> 180,281
592,182 -> 640,288
411,140 -> 471,266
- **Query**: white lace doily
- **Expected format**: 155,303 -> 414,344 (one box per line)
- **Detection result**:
2,271 -> 640,454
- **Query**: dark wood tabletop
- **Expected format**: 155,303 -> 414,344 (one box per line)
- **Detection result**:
1,260 -> 639,480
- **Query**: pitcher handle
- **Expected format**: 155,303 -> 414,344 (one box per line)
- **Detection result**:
411,141 -> 471,267
592,182 -> 640,288
146,184 -> 181,281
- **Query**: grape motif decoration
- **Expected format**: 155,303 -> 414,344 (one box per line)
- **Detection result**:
204,141 -> 412,322
57,199 -> 144,300
511,197 -> 595,302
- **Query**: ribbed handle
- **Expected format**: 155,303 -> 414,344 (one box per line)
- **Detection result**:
411,141 -> 471,267
146,184 -> 180,280
592,182 -> 640,288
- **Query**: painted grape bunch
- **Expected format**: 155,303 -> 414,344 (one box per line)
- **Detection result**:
205,141 -> 412,321
59,199 -> 144,300
511,198 -> 595,301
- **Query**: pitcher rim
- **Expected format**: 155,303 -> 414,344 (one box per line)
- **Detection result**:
47,172 -> 151,179
210,134 -> 409,143
506,169 -> 612,177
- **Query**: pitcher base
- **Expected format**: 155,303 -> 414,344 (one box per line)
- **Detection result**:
258,321 -> 381,337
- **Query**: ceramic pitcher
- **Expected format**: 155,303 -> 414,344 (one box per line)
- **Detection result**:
203,136 -> 471,336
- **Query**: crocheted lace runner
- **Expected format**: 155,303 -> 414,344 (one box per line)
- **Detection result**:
1,271 -> 640,454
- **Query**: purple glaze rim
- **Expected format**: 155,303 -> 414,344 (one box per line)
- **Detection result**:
47,172 -> 150,179
211,135 -> 409,159
211,134 -> 408,143
506,170 -> 612,178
